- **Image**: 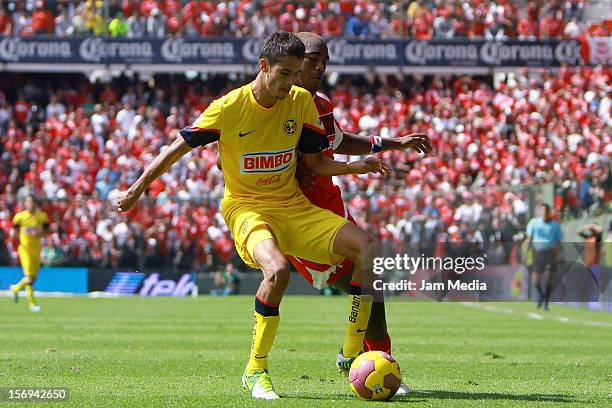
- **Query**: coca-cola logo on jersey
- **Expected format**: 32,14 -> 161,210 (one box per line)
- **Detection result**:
256,174 -> 281,186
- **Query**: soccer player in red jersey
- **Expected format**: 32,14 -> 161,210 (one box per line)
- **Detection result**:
292,32 -> 432,394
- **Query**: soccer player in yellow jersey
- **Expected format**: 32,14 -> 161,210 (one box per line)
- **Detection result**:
117,32 -> 386,400
10,195 -> 49,312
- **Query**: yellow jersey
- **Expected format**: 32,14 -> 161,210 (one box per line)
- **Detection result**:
12,210 -> 49,253
180,83 -> 327,215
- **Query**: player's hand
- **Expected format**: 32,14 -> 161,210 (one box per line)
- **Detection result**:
349,156 -> 390,175
116,188 -> 142,212
398,133 -> 433,154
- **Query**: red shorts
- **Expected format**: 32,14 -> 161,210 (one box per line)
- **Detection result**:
287,194 -> 355,289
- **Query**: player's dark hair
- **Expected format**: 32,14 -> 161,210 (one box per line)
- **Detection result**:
295,32 -> 329,59
259,32 -> 305,66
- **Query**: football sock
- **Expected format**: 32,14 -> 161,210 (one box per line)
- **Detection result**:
544,281 -> 552,306
343,285 -> 373,358
26,285 -> 35,306
246,296 -> 280,375
364,335 -> 392,355
12,278 -> 28,293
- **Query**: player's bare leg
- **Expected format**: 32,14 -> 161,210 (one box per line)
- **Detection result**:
242,236 -> 289,400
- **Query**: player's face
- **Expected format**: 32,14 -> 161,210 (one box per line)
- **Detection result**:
299,49 -> 328,94
24,197 -> 35,212
264,56 -> 303,100
540,205 -> 549,220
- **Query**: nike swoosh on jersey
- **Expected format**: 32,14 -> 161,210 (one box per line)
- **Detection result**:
239,130 -> 255,137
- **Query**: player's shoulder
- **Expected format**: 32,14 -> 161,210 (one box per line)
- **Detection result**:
314,92 -> 333,112
209,86 -> 245,109
13,210 -> 26,222
288,85 -> 314,103
314,92 -> 332,104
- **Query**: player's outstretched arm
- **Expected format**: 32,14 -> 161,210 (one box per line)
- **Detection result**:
302,152 -> 390,176
334,132 -> 433,156
117,136 -> 192,212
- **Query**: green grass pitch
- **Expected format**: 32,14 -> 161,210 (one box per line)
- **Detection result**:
1,296 -> 611,407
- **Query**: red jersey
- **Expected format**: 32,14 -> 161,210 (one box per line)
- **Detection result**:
301,92 -> 344,209
289,92 -> 355,288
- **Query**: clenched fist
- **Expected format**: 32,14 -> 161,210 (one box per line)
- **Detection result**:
116,188 -> 142,212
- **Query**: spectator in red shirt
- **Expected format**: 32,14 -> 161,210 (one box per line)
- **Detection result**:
539,9 -> 565,39
166,11 -> 182,36
323,13 -> 343,36
278,4 -> 297,32
182,0 -> 202,22
517,14 -> 538,40
413,16 -> 433,40
31,1 -> 54,34
0,7 -> 12,35
140,0 -> 160,17
14,93 -> 31,126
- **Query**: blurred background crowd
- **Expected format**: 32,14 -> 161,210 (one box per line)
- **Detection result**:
0,0 -> 610,39
0,64 -> 609,271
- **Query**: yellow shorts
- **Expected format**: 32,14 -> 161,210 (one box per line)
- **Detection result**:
18,246 -> 40,278
224,195 -> 349,269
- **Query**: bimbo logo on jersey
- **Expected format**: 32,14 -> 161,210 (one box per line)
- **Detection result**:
240,148 -> 295,174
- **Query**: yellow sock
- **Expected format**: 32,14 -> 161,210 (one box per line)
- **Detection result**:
343,294 -> 373,357
26,285 -> 35,306
12,278 -> 29,292
246,311 -> 280,375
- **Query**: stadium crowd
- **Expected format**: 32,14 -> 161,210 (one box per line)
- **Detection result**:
0,65 -> 610,270
0,0 -> 606,39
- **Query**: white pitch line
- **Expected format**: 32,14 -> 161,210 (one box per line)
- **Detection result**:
581,320 -> 612,328
482,305 -> 516,314
461,303 -> 612,328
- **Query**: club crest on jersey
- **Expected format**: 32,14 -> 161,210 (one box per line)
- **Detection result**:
283,118 -> 297,135
240,148 -> 295,174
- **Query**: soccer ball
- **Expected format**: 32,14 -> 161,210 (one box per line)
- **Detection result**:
349,351 -> 401,400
